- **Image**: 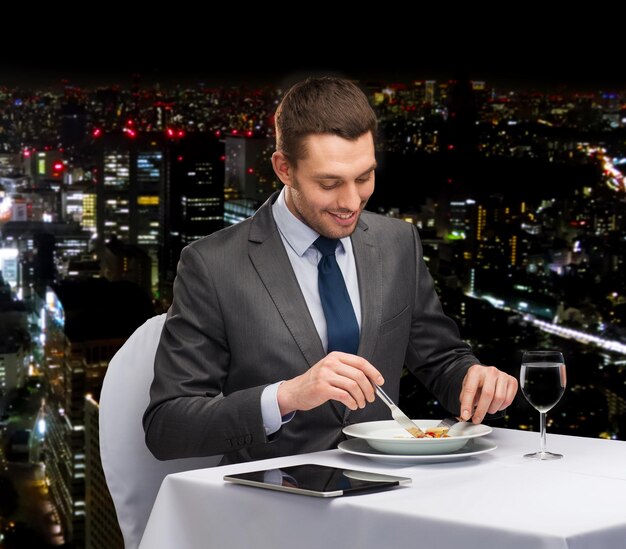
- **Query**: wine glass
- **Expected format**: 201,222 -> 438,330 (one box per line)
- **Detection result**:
520,350 -> 567,460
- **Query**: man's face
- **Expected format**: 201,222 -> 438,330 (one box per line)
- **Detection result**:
283,133 -> 376,239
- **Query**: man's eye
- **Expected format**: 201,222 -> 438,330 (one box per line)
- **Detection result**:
320,182 -> 340,190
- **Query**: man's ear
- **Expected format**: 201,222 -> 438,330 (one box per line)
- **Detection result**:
271,151 -> 294,187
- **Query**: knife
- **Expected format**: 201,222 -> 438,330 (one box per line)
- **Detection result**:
374,384 -> 425,438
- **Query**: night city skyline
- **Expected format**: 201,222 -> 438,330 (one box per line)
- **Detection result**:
1,55 -> 626,546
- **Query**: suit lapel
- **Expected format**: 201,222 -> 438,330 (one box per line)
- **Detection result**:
248,194 -> 327,371
351,217 -> 382,364
347,217 -> 382,420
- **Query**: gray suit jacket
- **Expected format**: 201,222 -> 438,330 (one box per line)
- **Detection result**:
143,192 -> 479,463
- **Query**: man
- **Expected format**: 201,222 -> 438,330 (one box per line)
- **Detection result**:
143,76 -> 517,464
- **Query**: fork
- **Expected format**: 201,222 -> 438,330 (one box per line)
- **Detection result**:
437,416 -> 478,436
437,417 -> 461,430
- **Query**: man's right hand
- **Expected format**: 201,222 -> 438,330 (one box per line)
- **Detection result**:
277,352 -> 384,416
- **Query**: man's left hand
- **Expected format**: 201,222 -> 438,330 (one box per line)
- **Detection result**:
459,365 -> 518,424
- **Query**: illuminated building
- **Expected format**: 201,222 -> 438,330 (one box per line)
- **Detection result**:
96,132 -> 163,293
0,246 -> 19,288
224,199 -> 259,226
448,198 -> 476,241
224,135 -> 276,201
1,221 -> 93,294
97,132 -> 225,299
509,235 -> 518,266
0,321 -> 28,393
160,133 -> 225,301
101,238 -> 152,295
0,152 -> 20,177
84,395 -> 124,549
10,186 -> 60,222
62,181 -> 98,234
83,192 -> 97,233
40,280 -> 153,546
425,80 -> 436,104
38,287 -> 84,545
23,150 -> 66,188
169,133 -> 224,244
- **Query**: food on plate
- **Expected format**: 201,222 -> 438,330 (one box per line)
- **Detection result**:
424,427 -> 450,437
396,426 -> 450,439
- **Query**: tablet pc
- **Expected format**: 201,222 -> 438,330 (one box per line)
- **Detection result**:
223,463 -> 412,497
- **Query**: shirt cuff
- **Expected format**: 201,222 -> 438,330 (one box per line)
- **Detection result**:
261,381 -> 296,436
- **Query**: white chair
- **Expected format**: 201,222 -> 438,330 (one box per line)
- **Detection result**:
99,313 -> 222,549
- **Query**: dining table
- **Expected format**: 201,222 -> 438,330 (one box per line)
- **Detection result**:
138,427 -> 626,549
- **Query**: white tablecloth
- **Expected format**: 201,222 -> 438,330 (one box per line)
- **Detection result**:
138,428 -> 626,549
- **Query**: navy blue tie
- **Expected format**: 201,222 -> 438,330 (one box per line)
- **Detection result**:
313,236 -> 360,355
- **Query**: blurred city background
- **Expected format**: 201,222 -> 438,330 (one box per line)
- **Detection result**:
0,53 -> 626,546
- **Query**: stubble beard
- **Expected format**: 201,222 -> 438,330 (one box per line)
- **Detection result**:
287,182 -> 365,240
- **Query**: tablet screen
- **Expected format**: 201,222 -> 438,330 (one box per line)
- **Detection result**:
223,464 -> 412,497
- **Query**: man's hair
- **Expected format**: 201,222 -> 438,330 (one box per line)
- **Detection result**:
275,76 -> 377,164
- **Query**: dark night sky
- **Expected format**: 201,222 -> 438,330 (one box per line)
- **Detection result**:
1,54 -> 621,91
1,17 -> 622,91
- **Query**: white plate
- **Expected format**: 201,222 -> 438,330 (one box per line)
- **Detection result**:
342,420 -> 493,455
338,437 -> 498,464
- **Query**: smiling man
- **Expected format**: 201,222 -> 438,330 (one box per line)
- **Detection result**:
279,132 -> 376,239
143,76 -> 518,464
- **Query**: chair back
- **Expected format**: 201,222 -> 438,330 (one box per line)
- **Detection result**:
99,313 -> 222,549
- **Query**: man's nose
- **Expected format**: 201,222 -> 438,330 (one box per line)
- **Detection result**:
337,183 -> 361,210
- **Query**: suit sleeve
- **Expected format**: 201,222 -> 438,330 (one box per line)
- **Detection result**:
404,225 -> 480,416
143,244 -> 269,460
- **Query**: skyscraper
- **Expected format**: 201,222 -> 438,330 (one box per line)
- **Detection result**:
224,135 -> 276,201
84,396 -> 124,549
96,131 -> 163,294
160,133 -> 225,302
96,131 -> 225,302
40,280 -> 153,546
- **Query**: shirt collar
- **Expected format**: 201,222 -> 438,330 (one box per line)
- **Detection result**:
272,187 -> 347,257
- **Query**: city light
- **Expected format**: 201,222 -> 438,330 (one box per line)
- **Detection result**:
584,146 -> 626,192
0,68 -> 625,546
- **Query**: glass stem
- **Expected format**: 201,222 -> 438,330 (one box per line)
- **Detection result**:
540,412 -> 547,454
